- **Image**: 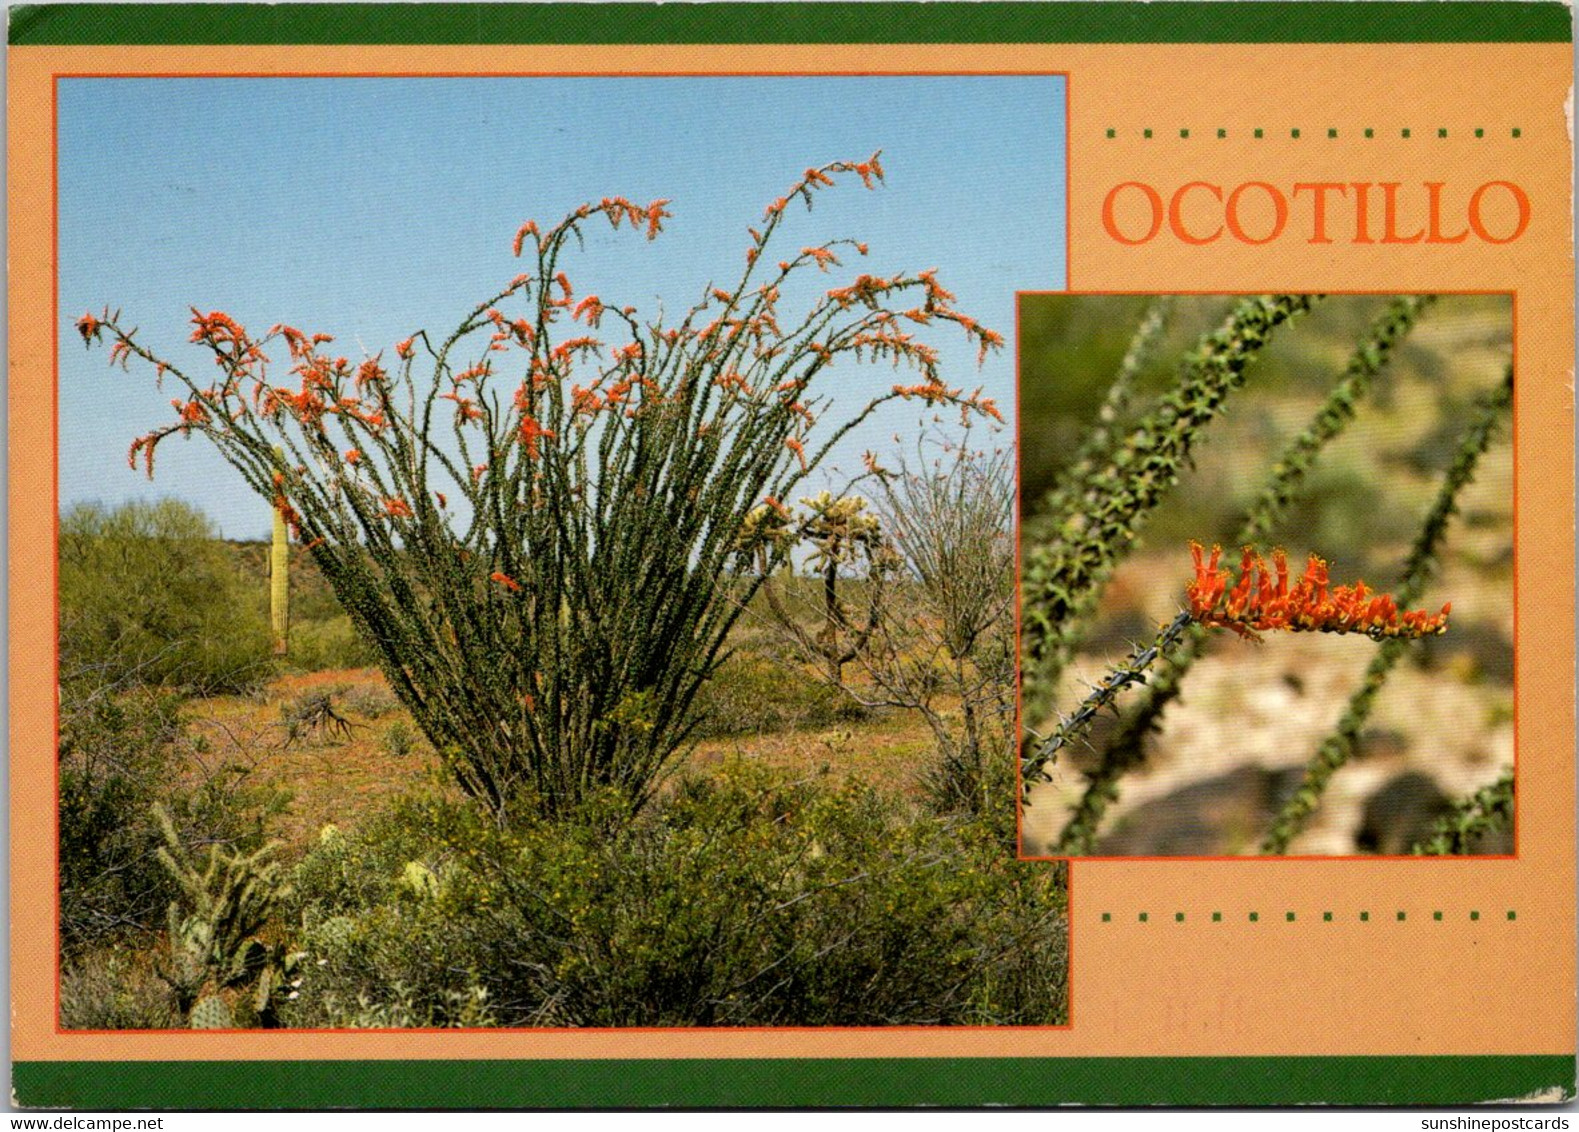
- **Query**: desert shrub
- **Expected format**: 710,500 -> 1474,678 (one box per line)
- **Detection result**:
285,615 -> 380,673
60,947 -> 179,1031
283,763 -> 1067,1028
280,686 -> 354,746
58,689 -> 185,951
344,684 -> 400,719
742,435 -> 1018,819
382,720 -> 418,759
59,498 -> 275,696
690,652 -> 867,738
868,436 -> 1016,817
58,684 -> 290,959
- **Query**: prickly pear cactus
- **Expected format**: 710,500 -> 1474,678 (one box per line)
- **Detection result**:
253,967 -> 277,1016
188,994 -> 235,1030
401,860 -> 440,899
227,938 -> 267,987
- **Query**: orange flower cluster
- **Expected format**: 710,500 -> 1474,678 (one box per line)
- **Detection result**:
518,414 -> 556,459
490,571 -> 522,593
802,246 -> 841,272
1187,542 -> 1451,641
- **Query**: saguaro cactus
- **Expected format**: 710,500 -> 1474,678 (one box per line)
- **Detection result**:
270,446 -> 289,655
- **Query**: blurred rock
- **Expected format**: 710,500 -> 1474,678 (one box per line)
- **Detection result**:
1418,620 -> 1514,685
1355,772 -> 1453,855
1094,764 -> 1303,856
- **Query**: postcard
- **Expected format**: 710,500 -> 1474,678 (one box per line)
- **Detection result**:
8,1 -> 1574,1109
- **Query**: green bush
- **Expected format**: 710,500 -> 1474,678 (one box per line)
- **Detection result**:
58,689 -> 185,953
60,498 -> 275,696
284,762 -> 1067,1028
690,652 -> 867,738
60,948 -> 179,1030
58,684 -> 290,959
285,615 -> 380,673
382,720 -> 417,759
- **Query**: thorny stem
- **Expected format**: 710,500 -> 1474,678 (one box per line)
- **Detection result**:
1048,294 -> 1439,856
1024,295 -> 1175,546
1411,768 -> 1515,855
1020,610 -> 1193,795
1261,364 -> 1513,854
1019,294 -> 1319,726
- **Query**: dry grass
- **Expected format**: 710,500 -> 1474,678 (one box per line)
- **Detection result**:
187,663 -> 943,856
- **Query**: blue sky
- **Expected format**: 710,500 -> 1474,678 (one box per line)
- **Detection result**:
58,75 -> 1065,538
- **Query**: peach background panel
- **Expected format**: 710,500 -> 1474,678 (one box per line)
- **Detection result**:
9,42 -> 1574,1062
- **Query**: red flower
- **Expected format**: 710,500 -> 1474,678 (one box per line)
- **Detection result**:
644,199 -> 671,240
512,220 -> 539,257
383,497 -> 413,520
518,415 -> 556,459
572,295 -> 604,326
1187,542 -> 1450,641
490,571 -> 522,593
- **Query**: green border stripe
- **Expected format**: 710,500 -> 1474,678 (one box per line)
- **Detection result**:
13,1056 -> 1576,1108
8,3 -> 1574,47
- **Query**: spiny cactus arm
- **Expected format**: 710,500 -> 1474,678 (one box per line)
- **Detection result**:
1048,295 -> 1439,855
1238,294 -> 1438,543
1262,365 -> 1513,854
1019,293 -> 1320,722
1027,295 -> 1176,543
1411,768 -> 1515,855
1021,610 -> 1194,796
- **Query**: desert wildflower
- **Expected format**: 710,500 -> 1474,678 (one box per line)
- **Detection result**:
490,571 -> 522,593
1187,542 -> 1450,641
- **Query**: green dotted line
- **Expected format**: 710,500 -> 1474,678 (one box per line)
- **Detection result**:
1104,910 -> 1516,923
1110,127 -> 1521,139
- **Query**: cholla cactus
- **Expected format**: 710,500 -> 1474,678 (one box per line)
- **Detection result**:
151,804 -> 294,1026
752,492 -> 896,684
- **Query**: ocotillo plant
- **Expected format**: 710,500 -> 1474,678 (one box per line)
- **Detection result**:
1411,768 -> 1515,855
1260,366 -> 1513,853
270,484 -> 289,656
1021,293 -> 1511,856
78,155 -> 1004,821
1024,547 -> 1454,801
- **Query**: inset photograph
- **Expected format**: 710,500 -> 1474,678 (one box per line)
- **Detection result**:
1018,293 -> 1513,858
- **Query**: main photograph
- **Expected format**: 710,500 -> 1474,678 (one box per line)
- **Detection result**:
57,75 -> 1069,1029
